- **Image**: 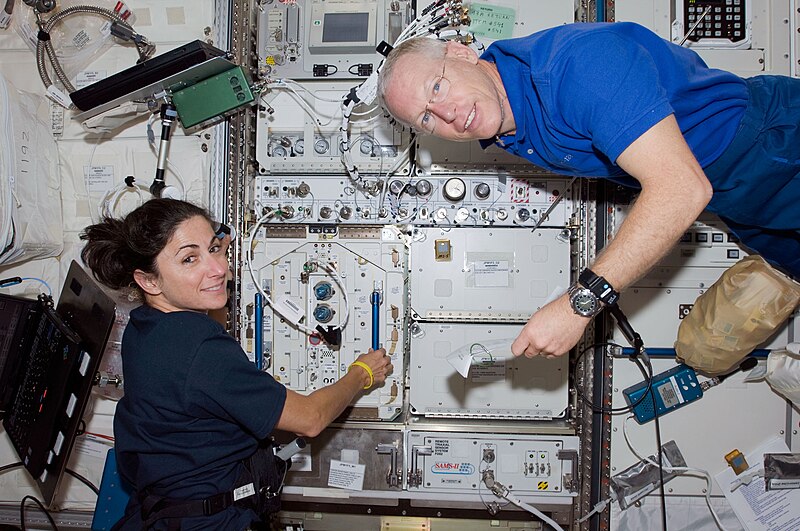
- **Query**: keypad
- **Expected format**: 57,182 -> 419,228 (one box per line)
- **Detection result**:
685,0 -> 745,42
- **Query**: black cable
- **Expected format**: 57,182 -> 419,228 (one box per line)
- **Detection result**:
20,495 -> 58,531
604,301 -> 666,529
0,462 -> 23,474
573,342 -> 653,415
650,380 -> 668,531
65,468 -> 99,496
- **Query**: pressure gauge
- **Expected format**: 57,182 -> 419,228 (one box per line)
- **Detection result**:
314,137 -> 330,154
271,145 -> 288,158
294,139 -> 304,155
443,177 -> 466,202
359,137 -> 375,156
474,182 -> 491,200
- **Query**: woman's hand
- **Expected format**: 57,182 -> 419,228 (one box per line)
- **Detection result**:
353,348 -> 393,389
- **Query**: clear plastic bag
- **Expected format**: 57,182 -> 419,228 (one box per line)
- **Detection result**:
12,0 -> 137,85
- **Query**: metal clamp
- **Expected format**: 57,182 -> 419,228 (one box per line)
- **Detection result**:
376,443 -> 401,487
408,445 -> 433,488
557,449 -> 579,492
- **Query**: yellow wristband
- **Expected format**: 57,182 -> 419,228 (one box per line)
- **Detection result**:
348,361 -> 374,390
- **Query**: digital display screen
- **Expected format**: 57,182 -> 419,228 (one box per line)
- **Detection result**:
656,380 -> 680,409
322,12 -> 369,43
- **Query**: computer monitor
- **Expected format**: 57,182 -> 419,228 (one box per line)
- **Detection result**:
0,261 -> 117,506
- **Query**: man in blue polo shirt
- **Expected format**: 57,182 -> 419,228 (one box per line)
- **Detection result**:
377,22 -> 800,359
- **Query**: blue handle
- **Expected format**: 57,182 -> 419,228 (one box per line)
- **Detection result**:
619,347 -> 769,358
370,290 -> 381,351
255,293 -> 264,370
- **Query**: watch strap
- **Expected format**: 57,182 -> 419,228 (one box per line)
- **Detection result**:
578,268 -> 619,306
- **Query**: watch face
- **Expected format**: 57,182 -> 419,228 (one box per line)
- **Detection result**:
570,288 -> 599,316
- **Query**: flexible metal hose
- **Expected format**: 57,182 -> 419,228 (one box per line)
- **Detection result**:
35,4 -> 131,96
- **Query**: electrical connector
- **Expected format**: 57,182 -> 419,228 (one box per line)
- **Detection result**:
313,64 -> 337,77
577,498 -> 610,523
315,325 -> 342,349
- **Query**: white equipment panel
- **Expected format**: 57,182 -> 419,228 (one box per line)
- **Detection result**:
409,323 -> 569,419
255,80 -> 407,174
250,175 -> 574,229
615,0 -> 792,77
409,226 -> 570,321
612,217 -> 793,349
256,0 -> 413,80
239,225 -> 408,420
609,357 -> 790,496
406,430 -> 580,502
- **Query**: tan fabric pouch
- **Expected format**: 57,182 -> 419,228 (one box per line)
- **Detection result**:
675,255 -> 800,375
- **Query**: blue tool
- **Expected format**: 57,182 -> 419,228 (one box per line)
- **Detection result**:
370,289 -> 381,351
254,293 -> 263,370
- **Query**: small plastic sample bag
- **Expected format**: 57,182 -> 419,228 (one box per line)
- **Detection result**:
744,343 -> 800,407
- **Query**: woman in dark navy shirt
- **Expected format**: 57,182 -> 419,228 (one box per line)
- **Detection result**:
80,199 -> 392,530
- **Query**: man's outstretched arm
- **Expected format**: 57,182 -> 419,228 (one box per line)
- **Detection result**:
510,115 -> 713,358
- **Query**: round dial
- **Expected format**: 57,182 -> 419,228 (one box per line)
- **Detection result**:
294,139 -> 305,155
359,137 -> 375,155
443,178 -> 466,202
570,288 -> 599,317
474,182 -> 491,200
314,138 -> 330,154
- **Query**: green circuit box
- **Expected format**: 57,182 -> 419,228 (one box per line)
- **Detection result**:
171,66 -> 254,128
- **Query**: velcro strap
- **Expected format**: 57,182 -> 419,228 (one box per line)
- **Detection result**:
203,491 -> 234,516
141,491 -> 233,527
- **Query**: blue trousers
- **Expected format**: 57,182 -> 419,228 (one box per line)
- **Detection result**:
703,75 -> 800,278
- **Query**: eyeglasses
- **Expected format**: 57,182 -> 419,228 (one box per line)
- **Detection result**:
419,54 -> 451,134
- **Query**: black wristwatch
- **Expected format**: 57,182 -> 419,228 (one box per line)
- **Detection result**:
567,268 -> 619,317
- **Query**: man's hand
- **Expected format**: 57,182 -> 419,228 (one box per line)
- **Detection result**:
511,294 -> 590,358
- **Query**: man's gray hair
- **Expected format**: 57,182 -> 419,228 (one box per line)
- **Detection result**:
377,37 -> 447,107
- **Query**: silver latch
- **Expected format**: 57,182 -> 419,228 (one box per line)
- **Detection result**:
408,445 -> 433,488
376,443 -> 401,488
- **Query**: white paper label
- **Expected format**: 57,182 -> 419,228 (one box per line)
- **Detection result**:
768,479 -> 800,490
327,460 -> 365,491
50,101 -> 64,136
474,260 -> 510,288
291,450 -> 313,472
84,165 -> 114,193
76,70 -> 107,89
233,482 -> 255,501
470,358 -> 506,382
